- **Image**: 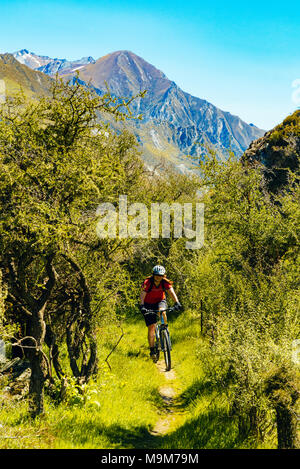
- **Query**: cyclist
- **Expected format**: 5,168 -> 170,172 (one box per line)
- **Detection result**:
139,265 -> 182,361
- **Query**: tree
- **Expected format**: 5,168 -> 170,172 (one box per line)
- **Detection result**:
0,77 -> 145,416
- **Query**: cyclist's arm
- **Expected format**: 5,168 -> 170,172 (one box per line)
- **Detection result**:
167,287 -> 179,303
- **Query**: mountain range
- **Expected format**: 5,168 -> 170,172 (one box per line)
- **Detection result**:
13,49 -> 96,76
1,49 -> 266,171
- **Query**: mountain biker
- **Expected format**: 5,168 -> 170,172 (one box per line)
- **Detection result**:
139,265 -> 182,361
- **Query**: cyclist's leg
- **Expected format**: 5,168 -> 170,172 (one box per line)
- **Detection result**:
148,324 -> 158,361
143,302 -> 158,358
148,324 -> 156,348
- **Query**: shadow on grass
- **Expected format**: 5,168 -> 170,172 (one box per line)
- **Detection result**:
94,386 -> 242,449
178,378 -> 215,408
55,418 -> 164,449
160,407 -> 240,449
102,423 -> 163,449
91,410 -> 241,449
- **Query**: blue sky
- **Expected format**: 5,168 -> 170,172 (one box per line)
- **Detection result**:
1,0 -> 299,129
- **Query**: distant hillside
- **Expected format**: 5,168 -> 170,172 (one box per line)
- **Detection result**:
13,49 -> 95,77
0,53 -> 52,97
243,110 -> 300,192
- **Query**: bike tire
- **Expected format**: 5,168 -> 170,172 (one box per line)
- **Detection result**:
162,329 -> 171,371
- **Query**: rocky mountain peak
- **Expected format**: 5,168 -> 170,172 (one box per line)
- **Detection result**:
61,49 -> 265,158
16,49 -> 29,55
12,49 -> 53,69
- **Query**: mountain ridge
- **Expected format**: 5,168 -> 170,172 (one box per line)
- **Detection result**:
12,49 -> 96,77
64,50 -> 264,158
7,48 -> 266,167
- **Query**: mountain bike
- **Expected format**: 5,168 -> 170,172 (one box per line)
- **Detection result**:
143,307 -> 174,371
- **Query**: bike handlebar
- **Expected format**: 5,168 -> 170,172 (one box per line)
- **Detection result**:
142,306 -> 175,315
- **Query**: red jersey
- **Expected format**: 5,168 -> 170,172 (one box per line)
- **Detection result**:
142,277 -> 172,304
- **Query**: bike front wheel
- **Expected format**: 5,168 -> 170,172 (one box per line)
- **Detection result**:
161,329 -> 171,371
154,325 -> 160,362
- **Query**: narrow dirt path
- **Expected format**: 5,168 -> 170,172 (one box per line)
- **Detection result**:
149,359 -> 182,436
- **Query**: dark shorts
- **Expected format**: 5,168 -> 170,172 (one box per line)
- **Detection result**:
142,300 -> 168,327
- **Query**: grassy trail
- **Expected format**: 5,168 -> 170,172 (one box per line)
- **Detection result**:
0,311 -> 274,449
149,361 -> 184,438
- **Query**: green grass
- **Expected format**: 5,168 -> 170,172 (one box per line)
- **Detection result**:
158,313 -> 277,449
0,320 -> 165,449
156,313 -> 239,449
0,312 -> 277,449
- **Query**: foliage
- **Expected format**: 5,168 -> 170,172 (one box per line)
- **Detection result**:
0,77 -> 299,447
179,151 -> 300,444
0,77 -> 146,414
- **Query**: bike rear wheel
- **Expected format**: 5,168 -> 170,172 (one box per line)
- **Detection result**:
161,329 -> 171,371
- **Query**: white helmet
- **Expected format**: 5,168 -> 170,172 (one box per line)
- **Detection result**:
152,265 -> 166,276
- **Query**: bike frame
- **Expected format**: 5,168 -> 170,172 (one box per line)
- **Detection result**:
155,314 -> 171,351
143,307 -> 173,370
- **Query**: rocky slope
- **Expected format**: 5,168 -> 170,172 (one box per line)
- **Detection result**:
242,110 -> 300,192
13,49 -> 53,69
37,56 -> 95,75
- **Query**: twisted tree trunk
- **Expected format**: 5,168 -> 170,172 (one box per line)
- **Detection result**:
6,255 -> 57,417
45,324 -> 64,379
62,254 -> 98,383
265,366 -> 299,449
276,404 -> 299,449
27,308 -> 47,417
